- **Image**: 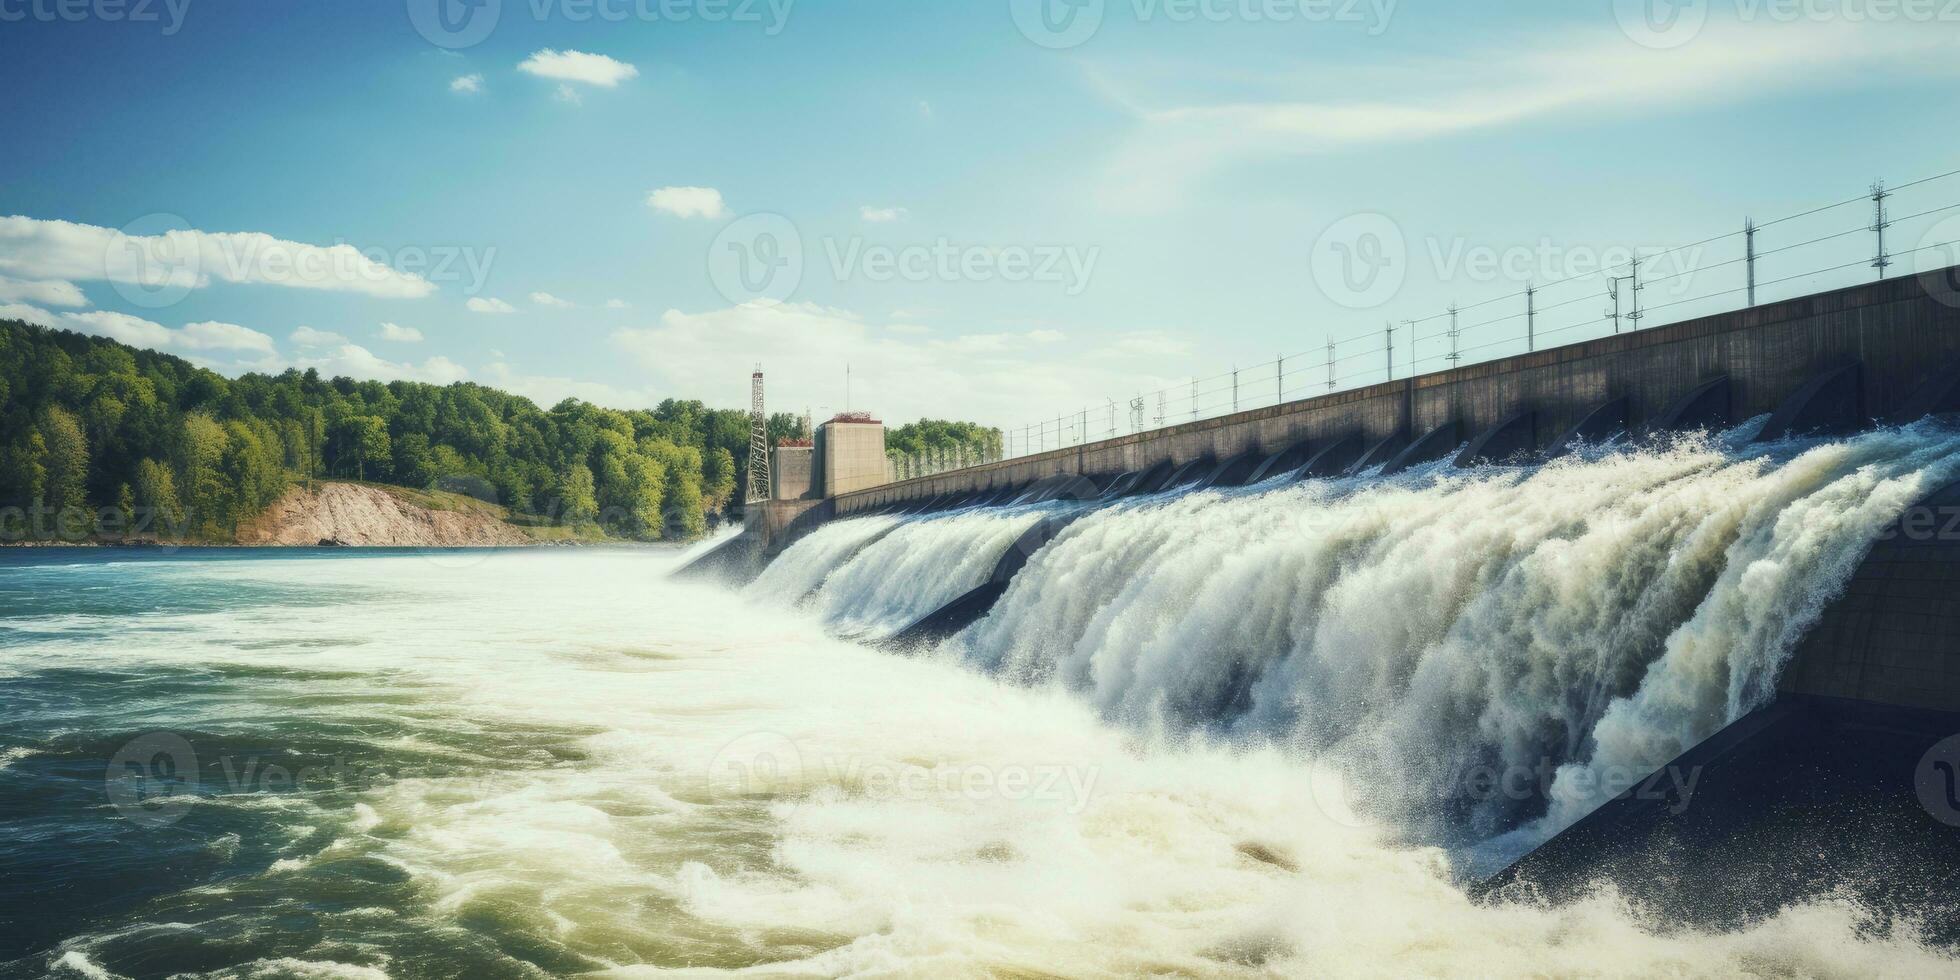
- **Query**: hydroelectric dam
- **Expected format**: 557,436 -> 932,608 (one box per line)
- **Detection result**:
686,268 -> 1960,936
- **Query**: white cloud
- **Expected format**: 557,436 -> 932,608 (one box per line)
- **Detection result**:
450,73 -> 484,94
301,344 -> 469,385
553,83 -> 583,106
612,303 -> 1178,428
11,307 -> 476,385
646,186 -> 728,220
0,216 -> 435,299
378,321 -> 425,343
604,298 -> 630,310
56,311 -> 278,375
60,310 -> 173,348
1095,20 -> 1960,207
1103,331 -> 1193,358
530,291 -> 574,309
467,297 -> 517,314
518,49 -> 639,88
481,361 -> 657,410
860,206 -> 908,223
0,275 -> 86,307
177,320 -> 276,354
291,325 -> 346,348
0,302 -> 59,327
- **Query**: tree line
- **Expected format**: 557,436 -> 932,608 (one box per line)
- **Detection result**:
0,319 -> 813,543
885,419 -> 1004,461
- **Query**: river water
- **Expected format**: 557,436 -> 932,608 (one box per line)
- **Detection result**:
3,427 -> 1959,977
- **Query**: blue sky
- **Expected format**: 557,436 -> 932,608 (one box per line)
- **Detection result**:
2,0 -> 1957,440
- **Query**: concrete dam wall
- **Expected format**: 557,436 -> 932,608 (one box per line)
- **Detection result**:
833,271 -> 1960,515
699,268 -> 1960,939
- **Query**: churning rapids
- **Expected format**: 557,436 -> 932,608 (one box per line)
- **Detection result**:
1,421 -> 1957,977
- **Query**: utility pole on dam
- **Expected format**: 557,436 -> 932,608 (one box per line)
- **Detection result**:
747,365 -> 770,503
1871,180 -> 1892,277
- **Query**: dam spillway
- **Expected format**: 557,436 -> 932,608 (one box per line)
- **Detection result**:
738,420 -> 1960,933
703,268 -> 1960,937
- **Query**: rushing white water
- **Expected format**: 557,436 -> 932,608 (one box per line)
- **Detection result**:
766,422 -> 1960,872
789,504 -> 1062,639
7,539 -> 1957,975
746,513 -> 903,605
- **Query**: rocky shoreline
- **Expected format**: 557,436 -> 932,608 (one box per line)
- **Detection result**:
2,483 -> 721,548
235,483 -> 536,547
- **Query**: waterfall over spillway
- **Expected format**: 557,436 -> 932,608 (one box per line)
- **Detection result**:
751,422 -> 1960,863
746,512 -> 903,605
759,503 -> 1070,640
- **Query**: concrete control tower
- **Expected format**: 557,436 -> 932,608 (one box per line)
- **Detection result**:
818,412 -> 889,496
768,412 -> 890,501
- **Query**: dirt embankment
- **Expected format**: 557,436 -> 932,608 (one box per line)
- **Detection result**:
238,482 -> 534,547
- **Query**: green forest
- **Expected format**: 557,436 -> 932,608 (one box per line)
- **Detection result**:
886,419 -> 1005,461
0,319 -> 825,543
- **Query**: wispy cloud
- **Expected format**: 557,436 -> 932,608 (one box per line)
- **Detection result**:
1094,20 -> 1959,207
0,216 -> 435,298
482,360 -> 657,410
177,320 -> 275,353
647,186 -> 728,220
59,310 -> 172,348
450,73 -> 484,94
519,49 -> 639,88
466,297 -> 517,314
860,206 -> 908,223
378,321 -> 425,343
291,325 -> 346,348
0,275 -> 87,307
613,302 -> 1178,426
25,306 -> 274,360
301,344 -> 468,385
530,291 -> 574,309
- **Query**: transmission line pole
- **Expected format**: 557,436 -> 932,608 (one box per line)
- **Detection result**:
1744,218 -> 1758,306
1446,304 -> 1461,366
1871,180 -> 1892,277
746,365 -> 770,503
1626,262 -> 1644,332
1525,283 -> 1536,352
1385,322 -> 1396,380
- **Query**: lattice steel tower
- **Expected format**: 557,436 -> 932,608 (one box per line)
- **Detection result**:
746,365 -> 770,503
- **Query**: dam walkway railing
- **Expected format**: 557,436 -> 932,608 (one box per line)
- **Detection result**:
982,168 -> 1960,464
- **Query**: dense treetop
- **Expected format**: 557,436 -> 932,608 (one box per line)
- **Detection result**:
0,319 -> 815,542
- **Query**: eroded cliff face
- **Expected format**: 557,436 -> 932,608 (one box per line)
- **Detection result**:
238,483 -> 534,547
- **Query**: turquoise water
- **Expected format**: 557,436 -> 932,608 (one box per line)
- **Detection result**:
1,543 -> 1955,977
